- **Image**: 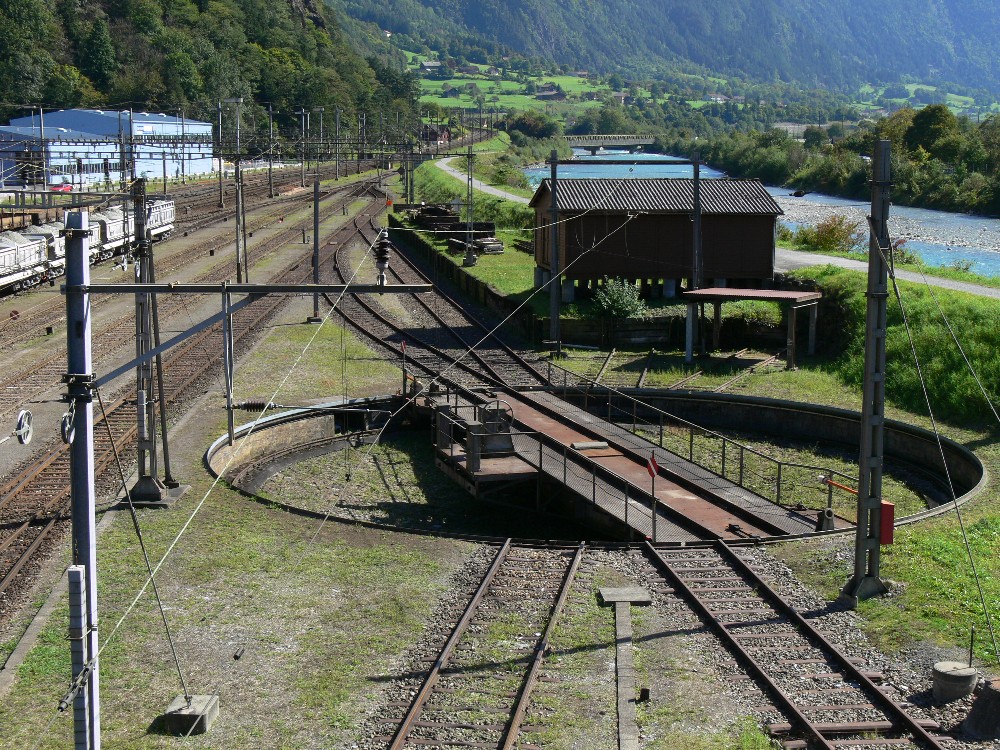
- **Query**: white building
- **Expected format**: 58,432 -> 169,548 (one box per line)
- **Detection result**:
0,109 -> 214,188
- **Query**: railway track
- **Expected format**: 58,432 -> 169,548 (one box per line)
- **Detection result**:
640,542 -> 949,750
327,220 -> 548,392
372,541 -> 585,750
0,186 -> 388,626
0,169 -> 374,354
0,180 -> 379,424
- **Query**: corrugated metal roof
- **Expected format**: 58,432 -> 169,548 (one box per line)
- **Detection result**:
530,178 -> 783,216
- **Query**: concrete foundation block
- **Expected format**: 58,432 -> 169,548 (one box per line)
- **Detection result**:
161,694 -> 219,736
127,482 -> 189,509
932,661 -> 979,703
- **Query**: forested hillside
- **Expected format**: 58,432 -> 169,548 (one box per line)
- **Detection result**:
0,0 -> 418,131
331,0 -> 1000,94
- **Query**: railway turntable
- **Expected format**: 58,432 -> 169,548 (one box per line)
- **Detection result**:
431,387 -> 823,543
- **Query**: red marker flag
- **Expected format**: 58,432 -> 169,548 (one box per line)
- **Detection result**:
647,452 -> 659,479
401,340 -> 406,354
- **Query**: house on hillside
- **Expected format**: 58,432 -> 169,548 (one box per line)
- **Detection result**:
529,178 -> 782,301
419,60 -> 442,75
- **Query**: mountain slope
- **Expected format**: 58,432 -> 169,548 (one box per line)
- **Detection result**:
329,0 -> 1000,92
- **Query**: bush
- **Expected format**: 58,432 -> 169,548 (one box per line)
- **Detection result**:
794,214 -> 865,254
593,277 -> 647,319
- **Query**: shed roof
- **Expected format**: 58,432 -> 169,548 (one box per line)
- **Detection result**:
529,178 -> 783,216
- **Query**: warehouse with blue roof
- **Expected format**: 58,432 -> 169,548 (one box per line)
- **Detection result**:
0,109 -> 215,189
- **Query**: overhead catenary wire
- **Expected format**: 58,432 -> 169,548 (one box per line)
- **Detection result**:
308,205 -> 645,545
93,220 -> 384,667
94,385 -> 192,701
874,239 -> 1000,664
73,174 -> 671,724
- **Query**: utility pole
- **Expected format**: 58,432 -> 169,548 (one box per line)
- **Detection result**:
844,140 -> 892,604
128,108 -> 136,181
463,145 -> 476,267
335,108 -> 341,180
224,98 -> 244,283
130,179 -> 167,504
296,108 -> 306,187
216,102 -> 224,207
308,176 -> 321,323
266,105 -> 275,198
314,107 -> 325,167
685,155 -> 703,364
38,107 -> 48,197
64,210 -> 101,750
548,149 -> 560,356
179,110 -> 186,185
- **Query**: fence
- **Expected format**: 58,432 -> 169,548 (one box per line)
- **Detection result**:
542,359 -> 857,516
434,402 -> 649,535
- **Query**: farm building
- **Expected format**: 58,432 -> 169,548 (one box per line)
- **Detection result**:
0,109 -> 214,189
530,177 -> 783,301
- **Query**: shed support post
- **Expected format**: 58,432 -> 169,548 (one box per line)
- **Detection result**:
712,302 -> 721,350
684,303 -> 696,364
785,304 -> 798,370
808,304 -> 818,355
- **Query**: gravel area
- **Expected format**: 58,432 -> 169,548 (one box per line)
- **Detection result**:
773,193 -> 1000,253
734,544 -> 1000,748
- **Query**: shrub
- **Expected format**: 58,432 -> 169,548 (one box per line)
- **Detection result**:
593,277 -> 647,319
795,214 -> 865,254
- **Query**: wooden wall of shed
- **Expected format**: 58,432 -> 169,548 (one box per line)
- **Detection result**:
534,203 -> 776,283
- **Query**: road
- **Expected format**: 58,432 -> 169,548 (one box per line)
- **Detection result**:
434,156 -> 1000,299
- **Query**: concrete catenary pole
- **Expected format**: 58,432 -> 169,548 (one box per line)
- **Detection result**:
65,210 -> 102,750
844,140 -> 892,603
308,176 -> 321,322
548,150 -> 560,354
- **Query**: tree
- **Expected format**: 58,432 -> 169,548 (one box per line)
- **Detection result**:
905,104 -> 960,156
803,125 -> 827,150
80,19 -> 116,89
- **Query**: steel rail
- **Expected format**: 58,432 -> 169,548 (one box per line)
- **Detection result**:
0,194 -> 385,617
644,541 -> 948,750
388,539 -> 512,750
713,542 -> 948,750
326,235 -> 507,389
371,218 -> 549,388
499,541 -> 585,750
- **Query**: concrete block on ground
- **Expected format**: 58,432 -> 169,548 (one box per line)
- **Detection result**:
161,694 -> 219,736
932,661 -> 978,703
127,483 -> 190,509
598,587 -> 651,606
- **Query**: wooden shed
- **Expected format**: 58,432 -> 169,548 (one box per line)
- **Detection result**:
529,177 -> 783,299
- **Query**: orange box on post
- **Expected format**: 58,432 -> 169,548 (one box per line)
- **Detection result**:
880,501 -> 895,544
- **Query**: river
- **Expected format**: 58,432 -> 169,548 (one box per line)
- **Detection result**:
524,151 -> 1000,277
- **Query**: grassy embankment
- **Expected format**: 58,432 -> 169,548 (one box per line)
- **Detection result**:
415,154 -> 1000,667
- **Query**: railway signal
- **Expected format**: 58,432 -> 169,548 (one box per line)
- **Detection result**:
375,229 -> 391,288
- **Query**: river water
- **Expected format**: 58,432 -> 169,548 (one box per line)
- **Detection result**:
524,151 -> 1000,276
